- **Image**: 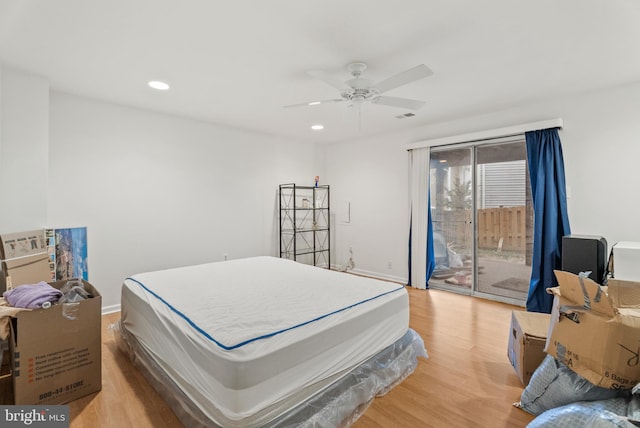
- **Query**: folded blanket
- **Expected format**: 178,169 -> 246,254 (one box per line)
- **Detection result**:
3,281 -> 62,309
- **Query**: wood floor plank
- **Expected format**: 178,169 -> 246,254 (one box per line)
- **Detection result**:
63,287 -> 534,427
354,288 -> 534,428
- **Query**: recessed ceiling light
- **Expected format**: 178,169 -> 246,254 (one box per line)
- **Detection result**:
439,159 -> 447,163
308,101 -> 321,106
311,124 -> 324,131
148,80 -> 170,90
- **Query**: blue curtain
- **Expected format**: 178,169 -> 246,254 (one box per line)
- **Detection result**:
526,128 -> 571,313
426,190 -> 436,287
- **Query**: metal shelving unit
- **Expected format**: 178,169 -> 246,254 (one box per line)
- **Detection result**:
279,184 -> 330,269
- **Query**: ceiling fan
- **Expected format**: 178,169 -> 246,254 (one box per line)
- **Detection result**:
285,62 -> 433,110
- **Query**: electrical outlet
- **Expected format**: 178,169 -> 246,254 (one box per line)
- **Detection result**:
223,253 -> 228,261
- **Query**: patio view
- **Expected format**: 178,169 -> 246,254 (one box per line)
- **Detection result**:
429,141 -> 532,303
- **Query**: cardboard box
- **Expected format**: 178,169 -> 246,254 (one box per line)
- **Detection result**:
0,229 -> 51,292
507,310 -> 550,385
545,270 -> 640,389
1,254 -> 51,289
612,241 -> 640,281
8,279 -> 102,404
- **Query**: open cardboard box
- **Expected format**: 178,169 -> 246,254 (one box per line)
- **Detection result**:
546,270 -> 640,389
7,279 -> 102,404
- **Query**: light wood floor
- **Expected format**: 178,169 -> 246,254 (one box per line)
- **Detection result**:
64,287 -> 535,427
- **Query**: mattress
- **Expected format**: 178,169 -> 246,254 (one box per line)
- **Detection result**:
116,322 -> 425,427
120,256 -> 413,427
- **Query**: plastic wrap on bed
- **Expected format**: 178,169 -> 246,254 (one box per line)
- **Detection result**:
112,321 -> 214,427
112,321 -> 426,427
269,329 -> 427,428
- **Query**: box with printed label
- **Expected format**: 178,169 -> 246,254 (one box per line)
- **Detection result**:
8,279 -> 102,404
507,310 -> 550,385
0,230 -> 51,293
545,270 -> 640,390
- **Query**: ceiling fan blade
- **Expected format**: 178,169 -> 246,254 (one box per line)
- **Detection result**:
374,64 -> 433,94
307,69 -> 352,91
371,96 -> 425,110
283,98 -> 344,109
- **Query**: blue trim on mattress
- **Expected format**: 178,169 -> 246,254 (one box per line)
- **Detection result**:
125,276 -> 405,351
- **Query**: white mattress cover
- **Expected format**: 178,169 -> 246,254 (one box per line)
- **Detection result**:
121,256 -> 409,426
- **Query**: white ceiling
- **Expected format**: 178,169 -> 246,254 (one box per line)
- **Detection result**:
1,1 -> 639,144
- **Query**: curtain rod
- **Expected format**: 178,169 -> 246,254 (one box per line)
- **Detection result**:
406,118 -> 563,150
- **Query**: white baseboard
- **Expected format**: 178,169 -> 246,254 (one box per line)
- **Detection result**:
347,268 -> 406,284
102,303 -> 121,315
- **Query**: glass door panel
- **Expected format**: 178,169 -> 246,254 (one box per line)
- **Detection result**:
475,141 -> 531,301
429,148 -> 474,292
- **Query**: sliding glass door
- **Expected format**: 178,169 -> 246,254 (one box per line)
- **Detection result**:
429,139 -> 532,304
475,142 -> 531,302
429,147 -> 473,291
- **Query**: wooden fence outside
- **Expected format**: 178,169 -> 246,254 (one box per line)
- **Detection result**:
433,206 -> 527,253
477,206 -> 526,252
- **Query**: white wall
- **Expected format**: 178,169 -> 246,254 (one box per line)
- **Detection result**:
49,92 -> 318,310
323,136 -> 410,282
323,81 -> 640,282
0,67 -> 49,231
5,63 -> 638,308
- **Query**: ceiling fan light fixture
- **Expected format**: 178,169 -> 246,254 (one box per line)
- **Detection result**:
286,63 -> 431,112
311,124 -> 324,131
148,80 -> 170,90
